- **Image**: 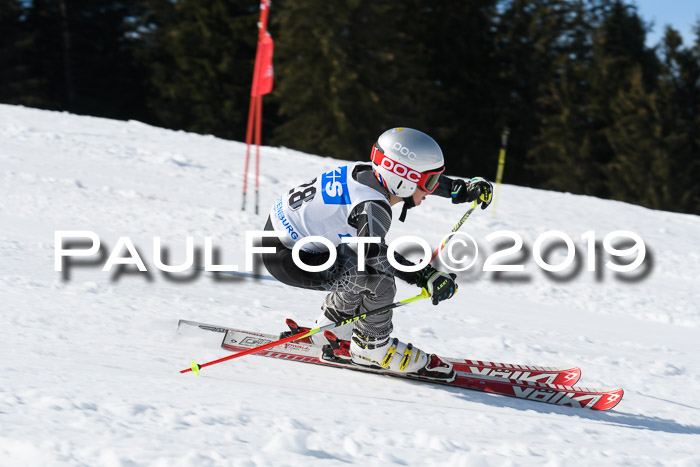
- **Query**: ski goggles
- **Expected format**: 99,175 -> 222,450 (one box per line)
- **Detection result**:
371,144 -> 444,193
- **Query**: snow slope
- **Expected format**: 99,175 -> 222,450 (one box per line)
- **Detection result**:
1,104 -> 698,466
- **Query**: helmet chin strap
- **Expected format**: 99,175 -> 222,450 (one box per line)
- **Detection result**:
398,195 -> 416,222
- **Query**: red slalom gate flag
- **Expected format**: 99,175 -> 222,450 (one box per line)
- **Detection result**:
252,32 -> 274,97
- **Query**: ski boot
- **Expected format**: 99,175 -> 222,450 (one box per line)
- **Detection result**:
350,329 -> 456,382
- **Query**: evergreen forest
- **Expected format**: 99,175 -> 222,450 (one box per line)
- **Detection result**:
2,0 -> 698,214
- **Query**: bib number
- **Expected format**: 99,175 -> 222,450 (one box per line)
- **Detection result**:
288,178 -> 317,210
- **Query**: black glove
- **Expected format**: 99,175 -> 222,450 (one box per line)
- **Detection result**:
450,179 -> 470,204
451,177 -> 493,209
415,265 -> 458,305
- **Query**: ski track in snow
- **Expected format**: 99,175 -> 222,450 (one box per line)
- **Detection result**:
1,104 -> 699,466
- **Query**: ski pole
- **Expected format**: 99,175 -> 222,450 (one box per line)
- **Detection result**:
491,127 -> 509,218
429,200 -> 479,263
181,288 -> 431,375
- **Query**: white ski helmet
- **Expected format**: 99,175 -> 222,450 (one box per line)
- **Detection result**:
371,127 -> 445,198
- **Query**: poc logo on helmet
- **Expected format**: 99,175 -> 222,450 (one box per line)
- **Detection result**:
380,157 -> 421,182
392,141 -> 417,161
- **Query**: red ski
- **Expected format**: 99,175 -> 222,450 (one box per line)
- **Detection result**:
451,374 -> 623,411
177,319 -> 622,411
445,358 -> 581,386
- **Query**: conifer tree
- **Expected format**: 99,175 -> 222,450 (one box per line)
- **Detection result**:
0,0 -> 41,105
494,0 -> 579,184
654,26 -> 700,213
272,0 -> 432,160
415,1 -> 501,178
528,0 -> 664,204
4,0 -> 150,119
139,0 -> 260,139
604,69 -> 671,209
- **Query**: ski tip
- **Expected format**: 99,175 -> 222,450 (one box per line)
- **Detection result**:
592,387 -> 624,411
608,387 -> 625,410
557,367 -> 582,385
191,361 -> 201,376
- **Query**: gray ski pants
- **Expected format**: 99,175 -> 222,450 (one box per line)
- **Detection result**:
262,217 -> 395,340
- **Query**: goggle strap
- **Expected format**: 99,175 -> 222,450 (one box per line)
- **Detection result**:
371,144 -> 444,194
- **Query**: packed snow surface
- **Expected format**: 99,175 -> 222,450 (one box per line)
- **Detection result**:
1,104 -> 699,466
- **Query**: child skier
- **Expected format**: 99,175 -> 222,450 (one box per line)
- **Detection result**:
262,128 -> 493,381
